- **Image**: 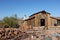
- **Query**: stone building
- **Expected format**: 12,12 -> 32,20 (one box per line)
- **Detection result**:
25,10 -> 60,27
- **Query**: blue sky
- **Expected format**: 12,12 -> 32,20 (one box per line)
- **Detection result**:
0,0 -> 60,19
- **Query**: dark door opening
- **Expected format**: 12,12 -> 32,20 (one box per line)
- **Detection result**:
40,19 -> 45,26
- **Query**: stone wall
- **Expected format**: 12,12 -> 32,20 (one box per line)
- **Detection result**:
35,13 -> 51,27
51,18 -> 57,26
25,12 -> 51,27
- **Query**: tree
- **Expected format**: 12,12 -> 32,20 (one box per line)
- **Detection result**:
3,15 -> 19,28
0,20 -> 4,28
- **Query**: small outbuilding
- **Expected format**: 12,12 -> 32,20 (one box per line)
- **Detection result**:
25,10 -> 60,27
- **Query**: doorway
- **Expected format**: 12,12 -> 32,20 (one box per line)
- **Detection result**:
40,19 -> 45,26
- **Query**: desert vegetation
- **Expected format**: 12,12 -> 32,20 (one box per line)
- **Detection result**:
0,14 -> 24,28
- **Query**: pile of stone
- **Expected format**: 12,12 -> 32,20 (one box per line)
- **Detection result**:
0,28 -> 28,40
